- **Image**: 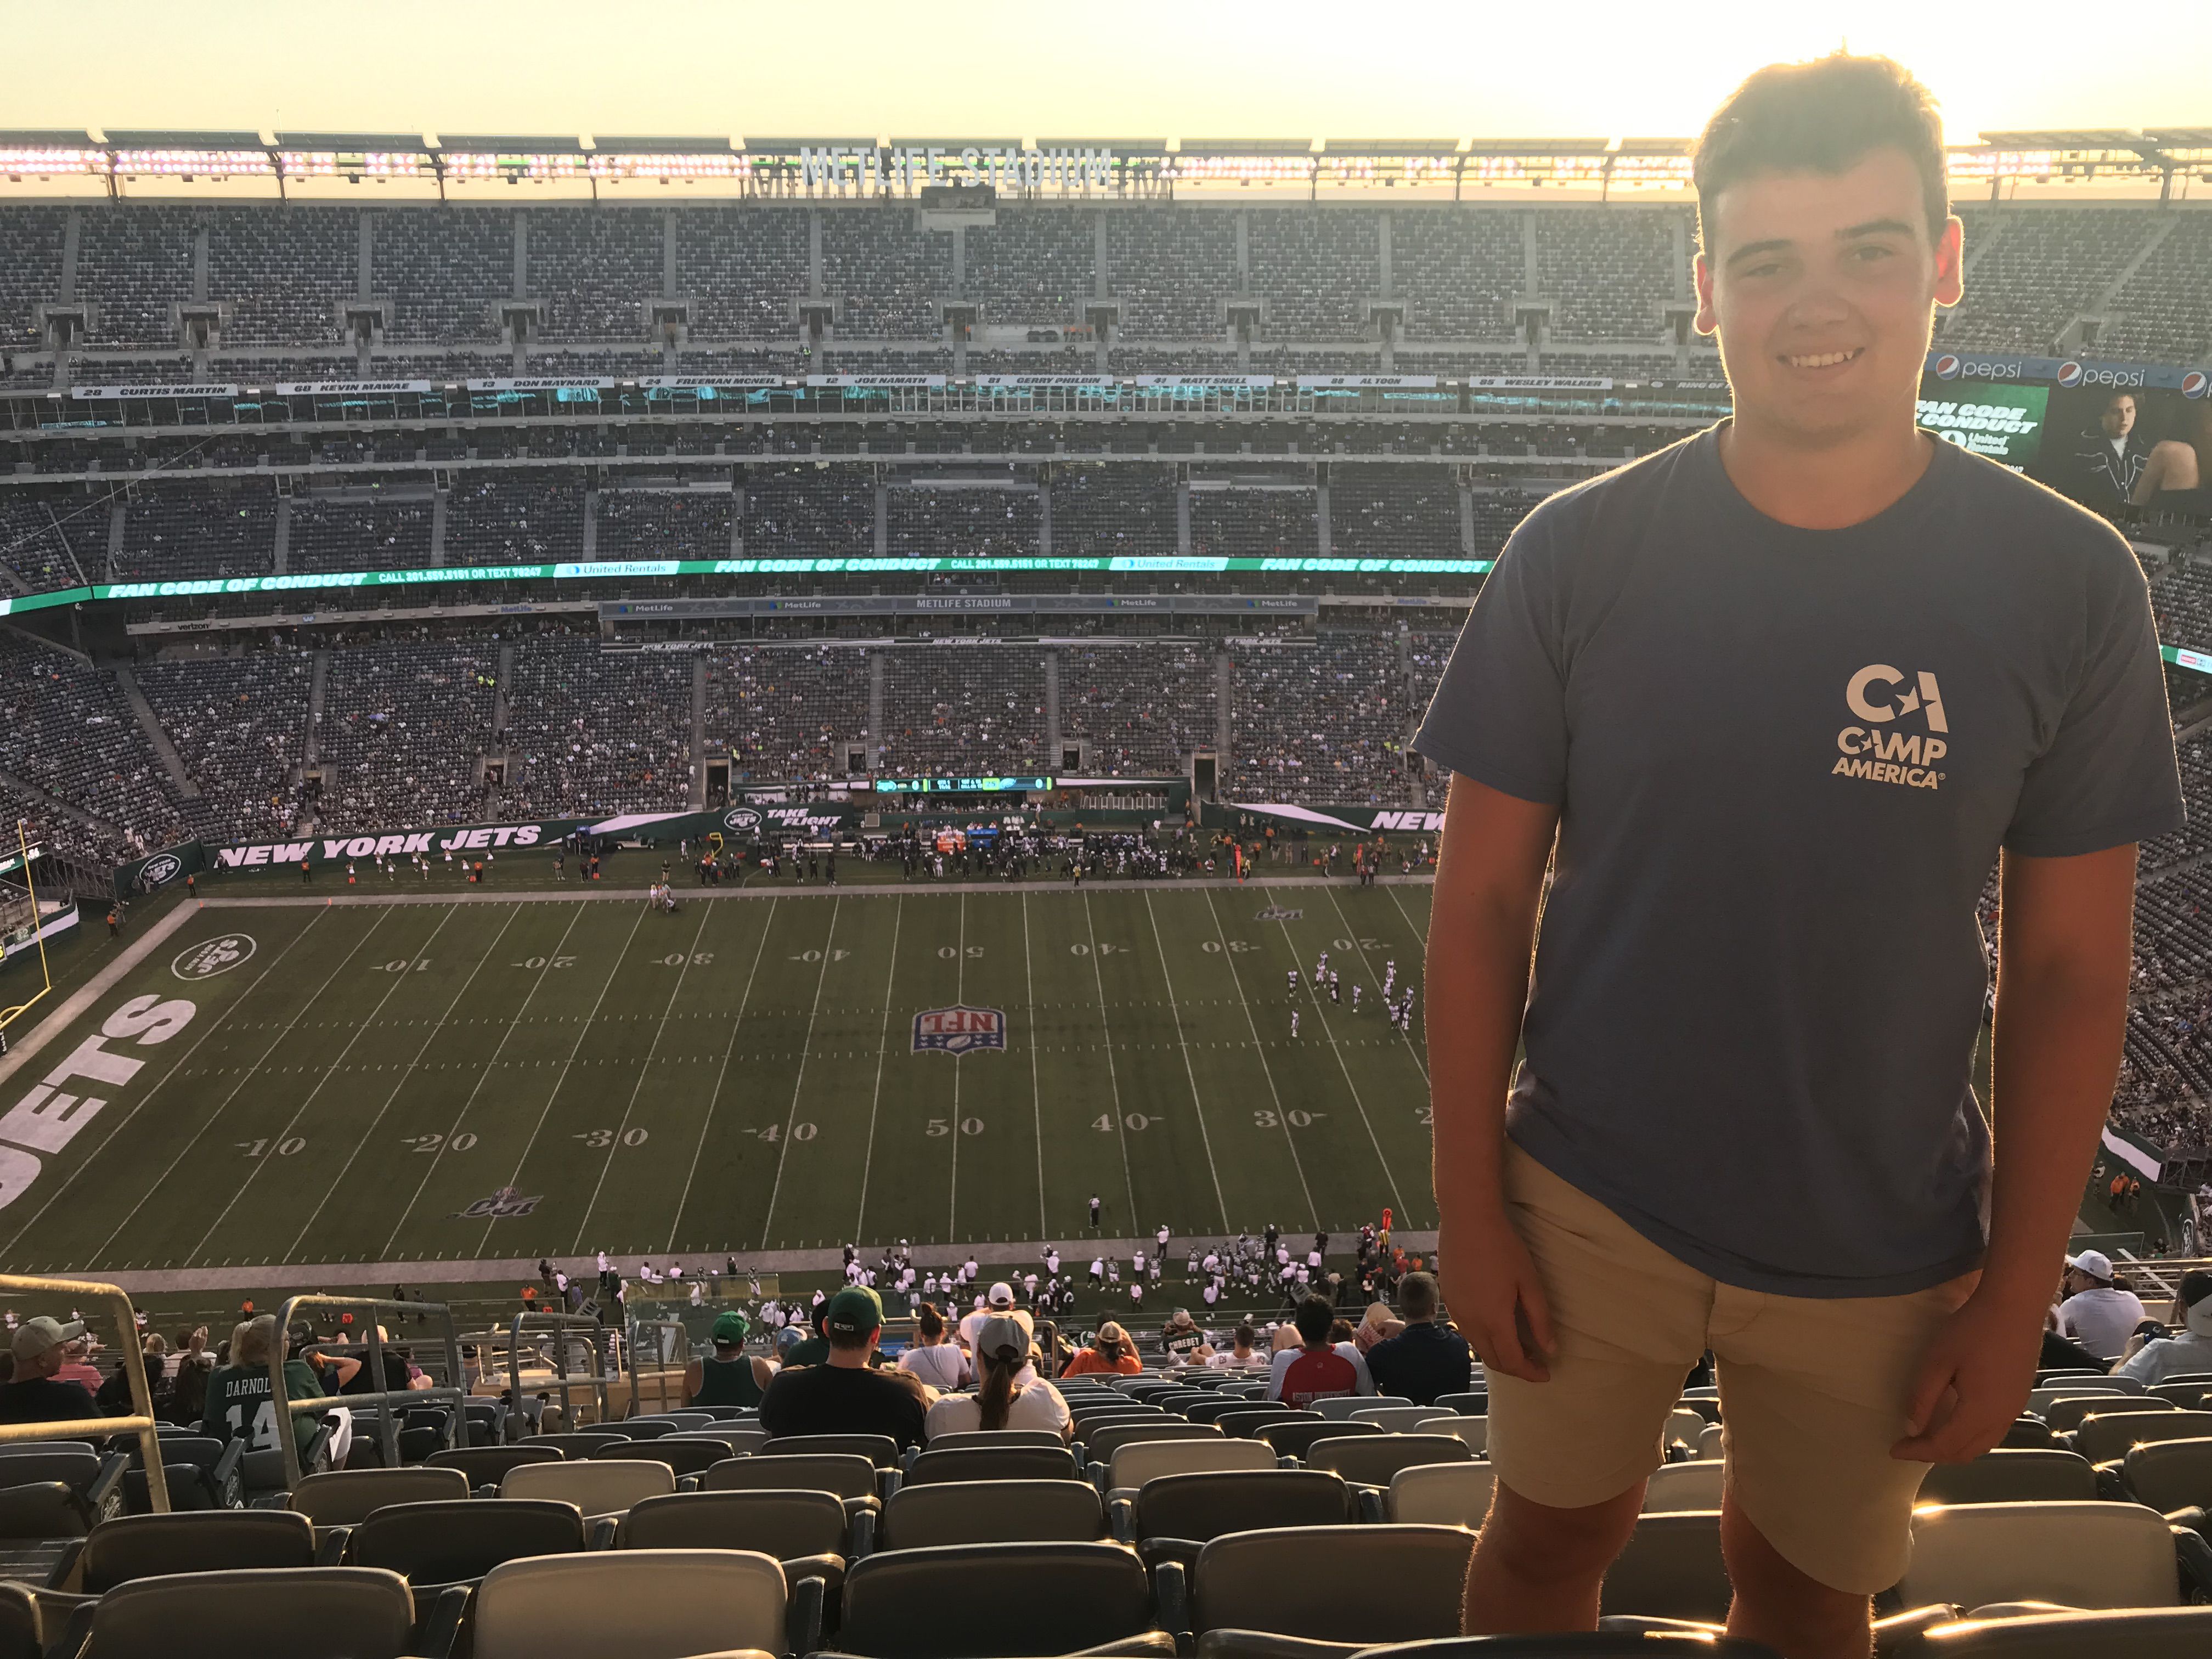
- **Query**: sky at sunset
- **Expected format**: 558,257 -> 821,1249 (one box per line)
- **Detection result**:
20,0 -> 2206,148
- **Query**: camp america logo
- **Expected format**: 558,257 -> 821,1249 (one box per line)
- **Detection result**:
1832,664 -> 1949,791
912,1005 -> 1007,1055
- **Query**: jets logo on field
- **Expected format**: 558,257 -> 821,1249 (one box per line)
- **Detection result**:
139,854 -> 183,889
723,808 -> 762,832
1255,906 -> 1304,922
172,935 -> 256,981
454,1186 -> 542,1220
913,1005 -> 1007,1055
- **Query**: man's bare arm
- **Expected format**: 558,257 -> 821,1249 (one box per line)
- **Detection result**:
1426,771 -> 1563,1381
1894,841 -> 2138,1461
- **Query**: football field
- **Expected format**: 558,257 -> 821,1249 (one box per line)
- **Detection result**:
0,880 -> 1435,1279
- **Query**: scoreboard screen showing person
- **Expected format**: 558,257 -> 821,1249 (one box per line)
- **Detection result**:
1915,381 -> 2049,468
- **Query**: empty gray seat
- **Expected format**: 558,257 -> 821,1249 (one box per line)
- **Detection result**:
880,1480 -> 1105,1548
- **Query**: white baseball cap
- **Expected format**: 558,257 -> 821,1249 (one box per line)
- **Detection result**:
987,1280 -> 1015,1308
2067,1250 -> 2115,1282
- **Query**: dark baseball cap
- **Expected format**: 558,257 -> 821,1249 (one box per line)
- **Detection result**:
825,1286 -> 883,1338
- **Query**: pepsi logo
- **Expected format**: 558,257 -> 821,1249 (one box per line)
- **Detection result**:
1933,354 -> 1962,380
2057,361 -> 2085,388
2185,372 -> 2208,401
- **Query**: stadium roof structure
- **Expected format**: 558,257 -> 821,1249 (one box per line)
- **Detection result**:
275,132 -> 433,153
433,133 -> 588,154
103,128 -> 267,150
589,134 -> 736,154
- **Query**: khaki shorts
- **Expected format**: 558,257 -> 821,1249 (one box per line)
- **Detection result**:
1485,1141 -> 1976,1595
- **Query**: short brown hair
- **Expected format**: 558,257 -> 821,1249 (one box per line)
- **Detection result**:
1398,1272 -> 1440,1321
1693,54 -> 1948,249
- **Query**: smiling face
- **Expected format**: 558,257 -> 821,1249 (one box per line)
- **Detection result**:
1694,147 -> 1962,447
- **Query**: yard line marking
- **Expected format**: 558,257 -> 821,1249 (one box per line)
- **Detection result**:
947,893 -> 966,1241
1329,887 -> 1430,1087
1200,887 -> 1318,1230
1144,889 -> 1228,1234
569,903 -> 712,1251
757,897 -> 839,1249
1267,885 -> 1406,1218
850,896 -> 905,1243
1023,891 -> 1045,1239
278,903 -> 519,1256
1,907 -> 335,1265
183,906 -> 459,1266
381,903 -> 590,1256
1081,890 -> 1138,1228
477,902 -> 652,1255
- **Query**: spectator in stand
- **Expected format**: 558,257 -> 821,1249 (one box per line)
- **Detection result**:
1160,1310 -> 1208,1363
757,1288 -> 926,1449
783,1302 -> 832,1368
169,1351 -> 214,1429
0,1318 -> 101,1426
1363,1272 -> 1473,1406
896,1304 -> 969,1391
960,1282 -> 1018,1352
2114,1271 -> 2212,1383
1268,1294 -> 1376,1408
924,1311 -> 1071,1442
1207,1323 -> 1264,1370
687,1312 -> 776,1409
2055,1250 -> 2147,1359
202,1315 -> 328,1453
95,1333 -> 173,1419
1062,1322 -> 1143,1376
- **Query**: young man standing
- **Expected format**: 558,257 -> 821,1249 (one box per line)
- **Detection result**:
1418,56 -> 2179,1659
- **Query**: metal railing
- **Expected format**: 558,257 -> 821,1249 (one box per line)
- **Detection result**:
0,1273 -> 168,1511
627,1319 -> 692,1418
458,1310 -> 613,1429
269,1293 -> 469,1491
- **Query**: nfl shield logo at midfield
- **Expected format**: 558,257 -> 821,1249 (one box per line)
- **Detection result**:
913,1005 -> 1007,1055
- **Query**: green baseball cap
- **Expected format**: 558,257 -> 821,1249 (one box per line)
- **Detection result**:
825,1286 -> 883,1339
711,1310 -> 750,1344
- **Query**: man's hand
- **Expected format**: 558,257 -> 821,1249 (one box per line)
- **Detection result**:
1443,1204 -> 1558,1384
1891,1280 -> 2044,1464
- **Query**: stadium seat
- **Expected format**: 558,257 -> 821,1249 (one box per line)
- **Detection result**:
2073,1409 -> 2212,1468
1350,1406 -> 1448,1433
1304,1434 -> 1471,1491
1999,1418 -> 2066,1452
1215,1410 -> 1313,1439
1906,1606 -> 2212,1654
2119,1438 -> 2212,1523
1895,1500 -> 2210,1613
600,1419 -> 679,1439
1342,1643 -> 1777,1658
77,1566 -> 431,1659
2030,1390 -> 2141,1429
467,1548 -> 799,1659
2151,1383 -> 2212,1410
1128,1471 -> 1355,1570
427,1443 -> 562,1490
924,1429 -> 1067,1452
1916,1450 -> 2100,1506
590,1436 -> 729,1479
1432,1393 -> 1488,1416
1695,1424 -> 1725,1462
1387,1463 -> 1497,1527
905,1445 -> 1080,1485
1105,1438 -> 1278,1500
288,1464 -> 470,1525
675,1426 -> 769,1457
706,1452 -> 880,1503
120,1435 -> 242,1513
0,1443 -> 123,1537
831,1539 -> 1172,1658
1184,1400 -> 1256,1426
763,1433 -> 900,1468
1258,1419 -> 1381,1460
879,1479 -> 1105,1548
1085,1421 -> 1221,1463
1598,1512 -> 1731,1624
343,1497 -> 586,1589
1418,1416 -> 1488,1454
1314,1396 -> 1413,1419
528,1430 -> 631,1458
1190,1525 -> 1476,1659
1662,1410 -> 1708,1455
500,1458 -> 676,1519
1669,1398 -> 1722,1425
1641,1461 -> 1725,1513
69,1508 -> 315,1594
618,1490 -> 848,1596
0,1582 -> 39,1659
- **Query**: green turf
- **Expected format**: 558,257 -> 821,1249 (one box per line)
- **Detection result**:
0,882 -> 1435,1275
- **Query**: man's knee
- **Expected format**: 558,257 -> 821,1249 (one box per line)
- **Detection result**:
1720,1496 -> 1870,1640
1477,1480 -> 1645,1585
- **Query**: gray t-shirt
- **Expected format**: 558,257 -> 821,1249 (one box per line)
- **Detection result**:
1415,427 -> 2182,1297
